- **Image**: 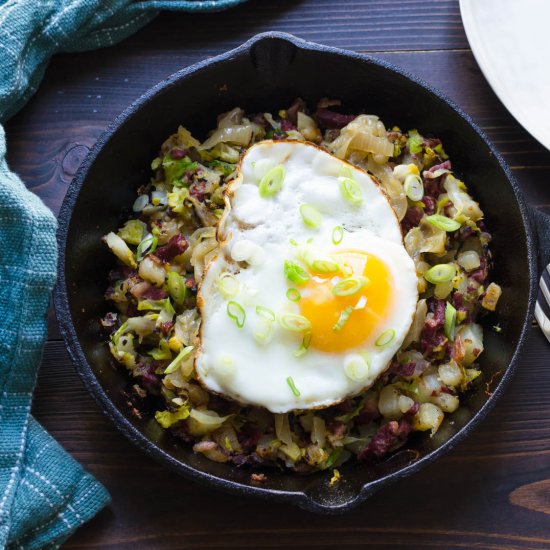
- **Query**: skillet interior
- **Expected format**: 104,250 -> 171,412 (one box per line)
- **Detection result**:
55,33 -> 535,512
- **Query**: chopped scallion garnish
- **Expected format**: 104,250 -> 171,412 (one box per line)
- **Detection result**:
311,258 -> 340,274
253,318 -> 274,345
299,204 -> 323,228
256,305 -> 275,321
286,376 -> 301,397
227,301 -> 246,328
259,165 -> 285,197
167,271 -> 186,305
279,313 -> 311,332
375,328 -> 395,347
424,264 -> 456,284
164,345 -> 194,374
136,234 -> 158,261
333,306 -> 353,332
332,225 -> 344,245
332,276 -> 369,297
404,173 -> 424,202
218,272 -> 240,299
426,214 -> 461,232
344,356 -> 370,381
294,330 -> 312,357
286,288 -> 301,302
444,302 -> 457,341
284,260 -> 310,285
339,176 -> 363,206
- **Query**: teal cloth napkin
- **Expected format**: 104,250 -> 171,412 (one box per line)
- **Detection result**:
0,1 -> 246,548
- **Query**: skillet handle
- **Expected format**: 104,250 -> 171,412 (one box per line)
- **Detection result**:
530,205 -> 550,274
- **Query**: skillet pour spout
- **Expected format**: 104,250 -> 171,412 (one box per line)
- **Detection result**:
54,32 -> 540,513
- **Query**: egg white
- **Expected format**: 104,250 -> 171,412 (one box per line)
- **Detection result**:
195,141 -> 418,413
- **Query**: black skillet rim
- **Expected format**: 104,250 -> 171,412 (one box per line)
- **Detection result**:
53,32 -> 538,514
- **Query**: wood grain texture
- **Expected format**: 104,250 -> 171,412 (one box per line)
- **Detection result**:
4,0 -> 550,547
33,329 -> 550,549
510,480 -> 550,517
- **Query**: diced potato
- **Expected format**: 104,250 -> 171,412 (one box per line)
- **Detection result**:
431,392 -> 460,413
482,282 -> 502,311
457,250 -> 480,271
398,395 -> 415,414
438,361 -> 463,387
457,323 -> 484,367
413,403 -> 444,435
378,385 -> 402,420
416,370 -> 442,402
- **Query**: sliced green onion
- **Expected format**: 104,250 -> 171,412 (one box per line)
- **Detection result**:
358,350 -> 372,367
424,263 -> 456,284
289,238 -> 299,246
279,313 -> 311,332
339,164 -> 353,179
167,271 -> 186,305
332,225 -> 344,245
344,356 -> 370,381
299,204 -> 323,228
218,272 -> 240,299
294,331 -> 312,357
112,321 -> 128,345
256,305 -> 275,321
254,318 -> 274,345
259,165 -> 285,198
404,173 -> 424,201
426,214 -> 461,232
339,177 -> 363,206
164,345 -> 194,374
341,262 -> 353,277
311,258 -> 340,274
286,288 -> 301,302
444,302 -> 457,341
284,260 -> 310,285
333,306 -> 353,332
136,234 -> 158,261
332,276 -> 369,297
375,329 -> 395,347
227,301 -> 246,328
286,376 -> 301,397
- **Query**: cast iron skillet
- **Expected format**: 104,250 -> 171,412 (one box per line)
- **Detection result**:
54,32 -> 550,514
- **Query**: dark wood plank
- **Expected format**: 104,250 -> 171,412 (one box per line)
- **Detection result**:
33,328 -> 550,549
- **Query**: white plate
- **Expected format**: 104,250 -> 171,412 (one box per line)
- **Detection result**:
460,0 -> 550,150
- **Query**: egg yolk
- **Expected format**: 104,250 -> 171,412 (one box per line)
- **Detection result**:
299,250 -> 393,352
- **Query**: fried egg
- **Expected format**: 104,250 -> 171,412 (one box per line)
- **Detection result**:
195,141 -> 418,413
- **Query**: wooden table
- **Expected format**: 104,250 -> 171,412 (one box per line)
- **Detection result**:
6,1 -> 550,547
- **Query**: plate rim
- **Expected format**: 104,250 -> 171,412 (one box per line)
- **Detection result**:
459,0 -> 550,150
